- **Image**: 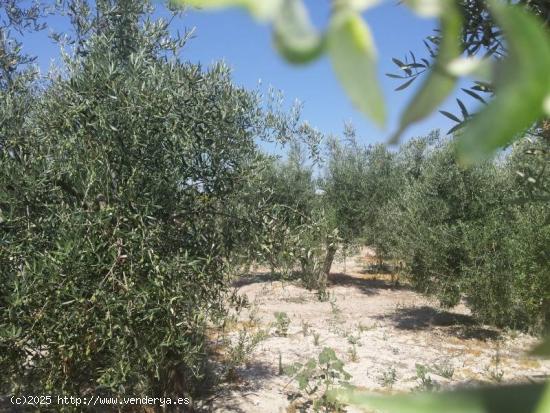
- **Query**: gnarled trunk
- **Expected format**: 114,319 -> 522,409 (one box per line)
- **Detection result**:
317,243 -> 337,295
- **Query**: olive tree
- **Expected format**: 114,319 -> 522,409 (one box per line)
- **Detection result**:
0,6 -> 274,403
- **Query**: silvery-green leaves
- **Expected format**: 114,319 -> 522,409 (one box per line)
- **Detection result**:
456,0 -> 550,165
391,0 -> 462,143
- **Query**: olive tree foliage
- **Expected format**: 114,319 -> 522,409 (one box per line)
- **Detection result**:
460,137 -> 550,331
0,0 -> 50,159
390,0 -> 550,133
253,131 -> 402,296
0,0 -> 48,89
245,141 -> 336,294
321,126 -> 402,265
0,1 -> 303,401
336,132 -> 550,411
384,135 -> 501,304
168,1 -> 550,411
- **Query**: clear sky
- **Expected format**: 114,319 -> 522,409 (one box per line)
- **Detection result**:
22,0 -> 473,147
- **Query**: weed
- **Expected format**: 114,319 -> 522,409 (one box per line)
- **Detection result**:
379,366 -> 398,389
243,303 -> 261,329
357,322 -> 374,333
284,294 -> 308,304
317,289 -> 330,302
329,295 -> 342,317
431,359 -> 454,380
273,312 -> 291,337
347,334 -> 360,346
415,363 -> 440,391
327,295 -> 347,336
225,328 -> 268,380
313,332 -> 321,346
348,345 -> 359,362
285,347 -> 351,412
301,320 -> 312,337
485,347 -> 504,383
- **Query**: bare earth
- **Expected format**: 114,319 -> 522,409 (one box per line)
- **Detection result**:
205,248 -> 550,412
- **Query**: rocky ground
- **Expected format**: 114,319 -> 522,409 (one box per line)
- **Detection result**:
201,249 -> 550,412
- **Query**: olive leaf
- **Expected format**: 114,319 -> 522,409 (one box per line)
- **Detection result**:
390,0 -> 462,143
172,0 -> 282,21
327,8 -> 386,127
273,0 -> 324,64
457,0 -> 550,165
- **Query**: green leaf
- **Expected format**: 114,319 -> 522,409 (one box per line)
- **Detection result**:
404,0 -> 446,17
439,110 -> 461,123
446,57 -> 493,82
395,77 -> 416,91
327,9 -> 386,127
318,347 -> 337,364
457,1 -> 550,165
390,0 -> 462,143
172,0 -> 283,21
531,335 -> 550,358
457,99 -> 468,118
535,383 -> 550,413
462,88 -> 487,105
333,382 -> 548,413
333,0 -> 381,11
273,0 -> 324,64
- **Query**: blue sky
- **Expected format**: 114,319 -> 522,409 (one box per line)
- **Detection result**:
22,0 -> 473,147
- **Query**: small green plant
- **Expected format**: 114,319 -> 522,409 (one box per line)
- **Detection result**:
415,363 -> 440,392
313,332 -> 321,346
301,320 -> 312,337
225,328 -> 268,380
273,312 -> 291,337
357,322 -> 374,333
247,303 -> 261,326
347,345 -> 359,363
279,351 -> 284,376
327,295 -> 347,336
347,334 -> 360,346
329,295 -> 341,317
431,359 -> 455,380
379,366 -> 398,389
284,294 -> 309,304
317,289 -> 331,302
285,347 -> 351,412
485,348 -> 504,383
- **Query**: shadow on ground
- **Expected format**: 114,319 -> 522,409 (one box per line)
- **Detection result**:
232,272 -> 292,288
200,361 -> 279,413
328,272 -> 408,296
376,305 -> 501,340
233,271 -> 408,297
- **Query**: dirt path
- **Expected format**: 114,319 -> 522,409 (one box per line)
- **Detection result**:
205,249 -> 550,412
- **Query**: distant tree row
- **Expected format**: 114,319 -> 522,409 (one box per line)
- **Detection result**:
264,129 -> 549,333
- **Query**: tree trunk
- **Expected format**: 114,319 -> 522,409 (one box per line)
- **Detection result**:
318,244 -> 337,291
